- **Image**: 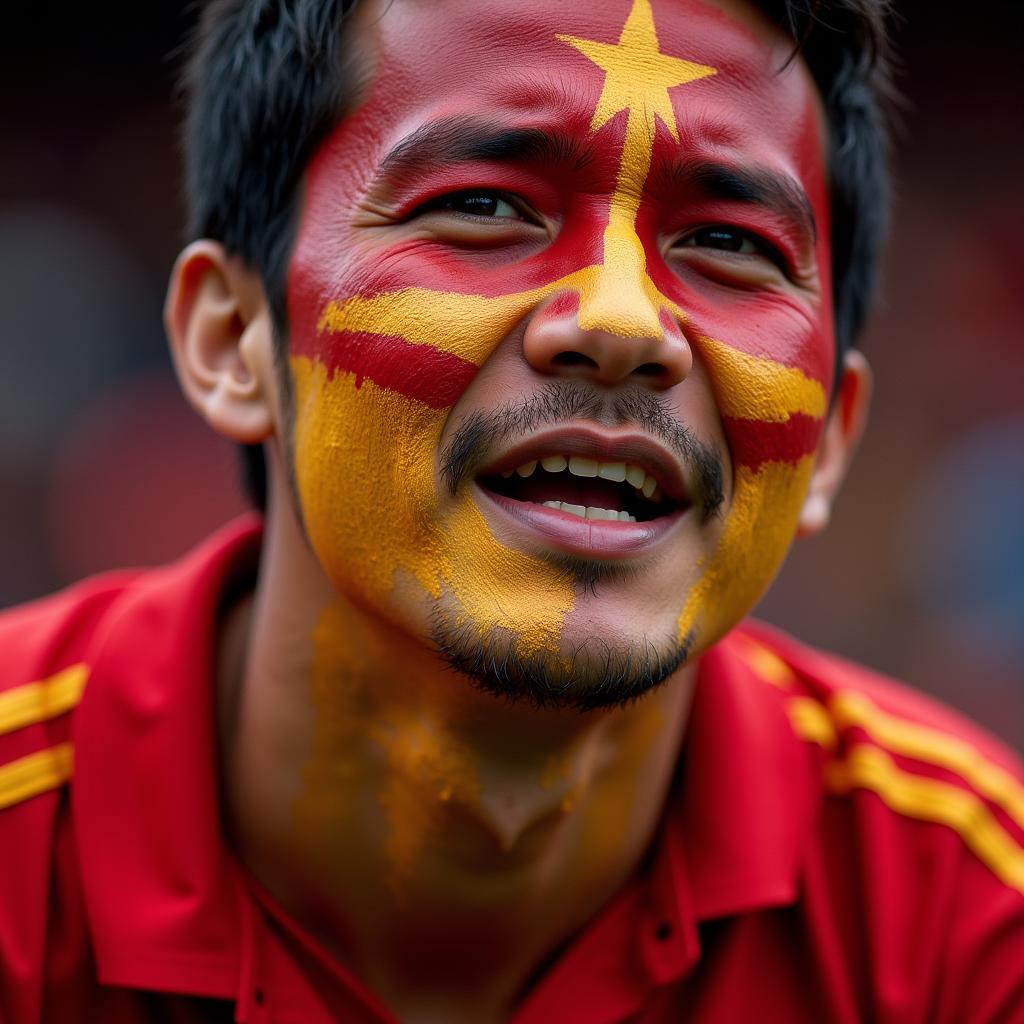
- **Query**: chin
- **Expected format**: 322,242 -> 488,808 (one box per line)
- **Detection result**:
430,605 -> 692,712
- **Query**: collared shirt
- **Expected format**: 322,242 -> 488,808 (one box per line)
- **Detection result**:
0,519 -> 1021,1022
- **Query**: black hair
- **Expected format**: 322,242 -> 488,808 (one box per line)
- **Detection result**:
182,0 -> 895,510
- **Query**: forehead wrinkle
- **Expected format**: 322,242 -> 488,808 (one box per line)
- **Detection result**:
662,157 -> 817,243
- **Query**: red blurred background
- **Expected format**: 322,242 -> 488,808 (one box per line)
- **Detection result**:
1,3 -> 1021,747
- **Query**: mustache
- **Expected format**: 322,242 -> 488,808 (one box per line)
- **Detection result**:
440,381 -> 725,521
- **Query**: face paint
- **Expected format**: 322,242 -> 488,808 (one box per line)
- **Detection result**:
286,1 -> 834,881
287,0 -> 832,692
294,600 -> 484,890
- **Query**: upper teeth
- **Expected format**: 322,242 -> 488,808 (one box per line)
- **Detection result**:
505,455 -> 662,501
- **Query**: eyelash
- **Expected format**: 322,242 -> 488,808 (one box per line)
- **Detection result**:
419,189 -> 533,222
674,225 -> 789,273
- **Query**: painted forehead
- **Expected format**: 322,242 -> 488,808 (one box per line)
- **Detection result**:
352,0 -> 819,164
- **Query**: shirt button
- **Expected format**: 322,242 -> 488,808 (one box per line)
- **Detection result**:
654,921 -> 673,942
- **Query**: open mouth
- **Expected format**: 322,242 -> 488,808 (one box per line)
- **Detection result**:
477,454 -> 684,524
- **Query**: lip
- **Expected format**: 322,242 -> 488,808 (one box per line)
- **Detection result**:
475,482 -> 686,559
476,425 -> 691,504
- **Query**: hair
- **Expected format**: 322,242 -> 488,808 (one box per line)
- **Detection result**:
182,0 -> 896,510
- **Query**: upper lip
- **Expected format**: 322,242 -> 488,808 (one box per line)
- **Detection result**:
475,425 -> 692,505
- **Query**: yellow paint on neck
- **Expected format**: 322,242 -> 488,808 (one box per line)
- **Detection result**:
293,601 -> 484,892
371,709 -> 481,889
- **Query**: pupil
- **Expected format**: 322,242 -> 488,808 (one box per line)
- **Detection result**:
458,194 -> 497,216
699,228 -> 742,251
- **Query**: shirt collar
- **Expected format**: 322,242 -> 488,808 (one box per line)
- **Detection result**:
673,626 -> 822,922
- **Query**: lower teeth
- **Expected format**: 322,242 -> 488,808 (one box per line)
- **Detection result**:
541,500 -> 635,523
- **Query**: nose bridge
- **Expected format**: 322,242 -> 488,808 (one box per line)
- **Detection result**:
519,193 -> 691,388
576,199 -> 664,340
522,221 -> 692,387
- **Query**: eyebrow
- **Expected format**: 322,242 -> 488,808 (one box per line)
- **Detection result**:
380,117 -> 594,182
668,160 -> 818,243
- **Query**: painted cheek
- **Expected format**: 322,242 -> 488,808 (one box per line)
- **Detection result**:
666,317 -> 829,650
643,162 -> 832,651
289,350 -> 576,658
289,146 -> 579,655
652,194 -> 830,649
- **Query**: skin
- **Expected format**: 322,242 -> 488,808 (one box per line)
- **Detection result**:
166,0 -> 871,1020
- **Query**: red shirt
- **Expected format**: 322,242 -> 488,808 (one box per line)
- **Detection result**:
1,518 -> 1022,1023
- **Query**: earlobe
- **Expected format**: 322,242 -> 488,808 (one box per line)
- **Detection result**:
797,349 -> 872,538
164,240 -> 277,444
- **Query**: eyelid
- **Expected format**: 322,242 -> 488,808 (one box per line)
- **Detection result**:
674,224 -> 791,276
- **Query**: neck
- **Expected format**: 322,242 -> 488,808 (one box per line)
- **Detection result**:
219,478 -> 696,1022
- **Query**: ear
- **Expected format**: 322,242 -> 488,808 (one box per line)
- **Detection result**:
164,240 -> 277,443
797,349 -> 872,537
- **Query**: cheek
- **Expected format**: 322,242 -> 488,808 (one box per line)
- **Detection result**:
671,319 -> 830,650
676,455 -> 816,650
290,356 -> 576,656
291,358 -> 446,604
286,160 -> 590,649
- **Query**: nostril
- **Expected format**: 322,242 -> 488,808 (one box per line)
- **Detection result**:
634,362 -> 664,378
551,351 -> 600,370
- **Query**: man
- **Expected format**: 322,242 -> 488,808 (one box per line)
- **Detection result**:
0,0 -> 1021,1020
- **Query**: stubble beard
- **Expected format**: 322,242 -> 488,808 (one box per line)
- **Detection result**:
430,381 -> 717,710
430,597 -> 694,712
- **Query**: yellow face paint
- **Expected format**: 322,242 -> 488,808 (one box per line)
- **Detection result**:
287,0 -> 834,873
292,0 -> 724,658
293,601 -> 483,890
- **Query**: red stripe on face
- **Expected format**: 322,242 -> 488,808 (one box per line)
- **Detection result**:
543,291 -> 582,318
307,329 -> 478,408
723,412 -> 822,470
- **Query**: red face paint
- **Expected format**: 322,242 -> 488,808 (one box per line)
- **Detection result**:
286,0 -> 836,660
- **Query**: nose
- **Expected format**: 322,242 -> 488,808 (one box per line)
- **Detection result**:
522,292 -> 693,390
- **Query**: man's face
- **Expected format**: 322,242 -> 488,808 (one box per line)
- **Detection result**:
285,0 -> 833,705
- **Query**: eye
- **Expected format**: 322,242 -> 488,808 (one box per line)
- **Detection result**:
679,226 -> 762,256
427,190 -> 525,220
673,224 -> 791,280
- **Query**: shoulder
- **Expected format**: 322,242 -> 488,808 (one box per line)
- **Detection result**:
731,620 -> 1024,849
728,621 -> 1024,1021
0,572 -> 148,1020
0,518 -> 260,1019
0,570 -> 145,816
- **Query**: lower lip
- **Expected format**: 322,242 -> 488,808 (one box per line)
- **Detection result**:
475,484 -> 686,558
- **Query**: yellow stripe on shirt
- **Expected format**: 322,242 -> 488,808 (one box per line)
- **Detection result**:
0,743 -> 74,812
0,664 -> 89,738
830,689 -> 1024,832
825,743 -> 1024,895
738,637 -> 1024,891
736,636 -> 799,690
786,697 -> 838,752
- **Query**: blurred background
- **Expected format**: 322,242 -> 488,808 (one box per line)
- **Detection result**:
1,2 -> 1021,749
